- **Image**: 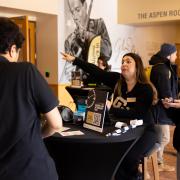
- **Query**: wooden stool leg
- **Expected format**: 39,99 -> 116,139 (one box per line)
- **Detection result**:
151,152 -> 159,180
143,152 -> 159,180
143,157 -> 148,180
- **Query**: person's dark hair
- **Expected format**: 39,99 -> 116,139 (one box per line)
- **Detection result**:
0,17 -> 25,54
98,56 -> 110,71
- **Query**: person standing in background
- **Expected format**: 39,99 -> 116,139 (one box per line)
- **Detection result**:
149,43 -> 178,171
0,17 -> 63,180
61,0 -> 112,82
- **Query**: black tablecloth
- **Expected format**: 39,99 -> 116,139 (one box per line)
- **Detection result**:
44,124 -> 145,180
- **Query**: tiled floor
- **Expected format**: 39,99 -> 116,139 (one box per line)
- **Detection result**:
148,126 -> 177,180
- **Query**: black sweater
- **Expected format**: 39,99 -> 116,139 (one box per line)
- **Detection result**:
73,58 -> 154,124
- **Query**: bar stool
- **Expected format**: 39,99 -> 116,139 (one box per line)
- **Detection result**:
142,143 -> 160,180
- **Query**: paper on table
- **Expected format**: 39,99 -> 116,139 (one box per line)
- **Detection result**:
60,130 -> 84,136
115,122 -> 127,128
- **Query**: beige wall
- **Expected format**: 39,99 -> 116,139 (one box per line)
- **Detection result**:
0,0 -> 59,15
118,0 -> 180,24
176,25 -> 180,41
36,14 -> 58,83
133,23 -> 179,66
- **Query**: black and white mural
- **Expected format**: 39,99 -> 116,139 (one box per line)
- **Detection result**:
60,0 -> 112,82
59,0 -> 137,83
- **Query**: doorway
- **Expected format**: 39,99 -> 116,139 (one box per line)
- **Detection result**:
11,16 -> 36,65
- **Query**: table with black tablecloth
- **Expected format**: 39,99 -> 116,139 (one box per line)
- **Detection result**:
44,124 -> 145,180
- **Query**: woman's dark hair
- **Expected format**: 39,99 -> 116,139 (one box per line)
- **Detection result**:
0,17 -> 25,54
98,55 -> 111,71
98,58 -> 110,71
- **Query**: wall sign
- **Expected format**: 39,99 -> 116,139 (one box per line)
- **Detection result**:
138,9 -> 180,20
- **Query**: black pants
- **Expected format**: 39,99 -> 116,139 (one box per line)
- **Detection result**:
115,126 -> 157,180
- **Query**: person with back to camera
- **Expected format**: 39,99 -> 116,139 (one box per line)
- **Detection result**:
61,51 -> 158,180
162,98 -> 180,180
149,43 -> 178,171
0,17 -> 63,180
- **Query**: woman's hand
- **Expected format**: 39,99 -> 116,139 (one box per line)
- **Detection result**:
61,52 -> 76,62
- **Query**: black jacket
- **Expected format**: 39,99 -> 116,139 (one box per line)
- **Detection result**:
149,53 -> 178,124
